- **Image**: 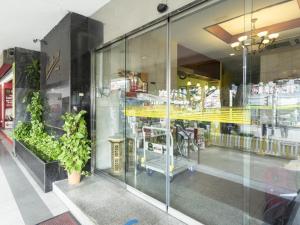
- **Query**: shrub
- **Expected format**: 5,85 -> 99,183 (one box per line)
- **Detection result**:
13,92 -> 60,162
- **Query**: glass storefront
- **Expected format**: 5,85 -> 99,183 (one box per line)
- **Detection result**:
125,23 -> 168,202
94,0 -> 300,224
95,40 -> 126,181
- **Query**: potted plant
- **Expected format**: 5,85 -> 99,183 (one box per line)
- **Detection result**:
58,110 -> 91,185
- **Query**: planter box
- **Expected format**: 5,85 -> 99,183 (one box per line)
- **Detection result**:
15,141 -> 67,192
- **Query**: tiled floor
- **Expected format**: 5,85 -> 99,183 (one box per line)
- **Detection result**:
192,147 -> 299,193
0,137 -> 68,225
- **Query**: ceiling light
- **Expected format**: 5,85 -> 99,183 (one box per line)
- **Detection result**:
230,18 -> 279,54
238,35 -> 248,42
268,33 -> 279,39
257,31 -> 268,38
187,81 -> 192,86
230,53 -> 235,56
196,83 -> 200,87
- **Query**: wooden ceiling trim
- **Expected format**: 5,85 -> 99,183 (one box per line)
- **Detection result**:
231,17 -> 300,42
205,17 -> 300,44
205,25 -> 233,44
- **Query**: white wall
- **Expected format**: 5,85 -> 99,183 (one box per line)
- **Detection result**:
91,0 -> 196,43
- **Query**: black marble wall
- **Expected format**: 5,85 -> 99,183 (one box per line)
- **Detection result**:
40,14 -> 71,131
40,12 -> 103,136
14,48 -> 40,125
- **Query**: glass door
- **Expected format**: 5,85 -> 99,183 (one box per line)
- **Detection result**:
125,22 -> 168,204
168,0 -> 253,224
248,1 -> 300,225
95,40 -> 126,182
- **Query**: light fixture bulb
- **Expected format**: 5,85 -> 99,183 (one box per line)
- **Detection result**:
268,33 -> 279,39
244,39 -> 251,46
257,31 -> 268,38
230,53 -> 235,56
196,83 -> 200,87
187,81 -> 192,86
231,42 -> 240,48
262,39 -> 270,44
238,35 -> 248,42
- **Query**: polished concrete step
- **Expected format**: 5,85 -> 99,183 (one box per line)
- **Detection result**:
53,175 -> 186,225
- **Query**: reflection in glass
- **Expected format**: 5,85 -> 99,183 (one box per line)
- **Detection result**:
95,41 -> 126,181
249,1 -> 300,225
169,0 -> 251,224
125,24 -> 167,203
169,0 -> 300,224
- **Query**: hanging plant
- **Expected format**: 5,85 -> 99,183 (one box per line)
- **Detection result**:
25,59 -> 40,90
23,59 -> 40,105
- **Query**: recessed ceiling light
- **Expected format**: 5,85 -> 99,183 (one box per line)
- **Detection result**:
230,53 -> 235,56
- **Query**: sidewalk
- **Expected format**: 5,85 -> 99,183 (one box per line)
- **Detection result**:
0,135 -> 68,225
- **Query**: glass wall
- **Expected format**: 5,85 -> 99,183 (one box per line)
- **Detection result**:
95,40 -> 126,181
169,1 -> 250,224
94,0 -> 300,224
125,23 -> 167,202
249,1 -> 300,225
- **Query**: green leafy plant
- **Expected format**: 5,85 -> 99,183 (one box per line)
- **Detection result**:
58,110 -> 91,174
13,91 -> 60,162
25,59 -> 40,90
13,121 -> 31,140
23,60 -> 40,104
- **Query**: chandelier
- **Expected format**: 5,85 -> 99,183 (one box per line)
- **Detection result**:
230,18 -> 279,53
